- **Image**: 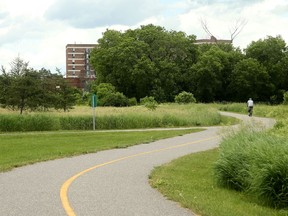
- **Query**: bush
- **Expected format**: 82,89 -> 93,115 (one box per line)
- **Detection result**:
101,92 -> 129,107
283,91 -> 288,105
175,91 -> 196,104
95,83 -> 116,99
128,97 -> 137,106
140,96 -> 158,110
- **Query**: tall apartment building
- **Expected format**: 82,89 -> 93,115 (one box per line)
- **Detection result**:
65,44 -> 96,89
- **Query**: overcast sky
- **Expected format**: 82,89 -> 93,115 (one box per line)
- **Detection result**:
0,0 -> 287,74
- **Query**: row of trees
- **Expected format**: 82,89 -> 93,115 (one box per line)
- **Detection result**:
0,57 -> 78,114
90,24 -> 288,103
1,24 -> 287,113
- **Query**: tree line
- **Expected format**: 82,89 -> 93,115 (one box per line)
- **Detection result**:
1,24 -> 287,114
90,24 -> 288,103
0,57 -> 78,114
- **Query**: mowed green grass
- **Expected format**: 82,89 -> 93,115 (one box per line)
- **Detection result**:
0,129 -> 202,172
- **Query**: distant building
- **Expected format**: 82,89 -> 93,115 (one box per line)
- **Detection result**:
195,36 -> 232,45
65,44 -> 96,89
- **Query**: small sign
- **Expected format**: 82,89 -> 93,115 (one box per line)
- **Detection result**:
92,94 -> 97,108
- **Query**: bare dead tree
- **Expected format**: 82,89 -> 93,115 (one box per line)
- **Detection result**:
200,18 -> 215,38
229,18 -> 248,41
199,18 -> 247,44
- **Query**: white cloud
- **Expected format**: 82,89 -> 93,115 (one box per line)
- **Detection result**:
45,0 -> 163,28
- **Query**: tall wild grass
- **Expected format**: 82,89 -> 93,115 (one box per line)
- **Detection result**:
214,127 -> 288,208
0,104 -> 231,132
216,102 -> 288,136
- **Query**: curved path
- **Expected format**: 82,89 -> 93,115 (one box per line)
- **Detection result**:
0,113 -> 275,216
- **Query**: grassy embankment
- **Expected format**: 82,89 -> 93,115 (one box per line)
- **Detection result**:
150,103 -> 288,216
0,104 -> 234,172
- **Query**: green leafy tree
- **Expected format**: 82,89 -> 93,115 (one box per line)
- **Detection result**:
245,35 -> 286,68
0,57 -> 77,113
2,58 -> 43,114
245,35 -> 287,102
53,78 -> 77,112
190,46 -> 229,102
0,67 -> 11,106
190,45 -> 244,102
90,24 -> 198,102
228,58 -> 273,101
9,56 -> 29,77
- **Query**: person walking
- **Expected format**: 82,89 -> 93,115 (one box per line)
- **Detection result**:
247,98 -> 254,116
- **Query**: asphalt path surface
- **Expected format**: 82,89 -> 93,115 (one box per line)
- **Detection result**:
0,112 -> 275,216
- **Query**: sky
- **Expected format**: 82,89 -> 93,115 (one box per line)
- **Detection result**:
0,0 -> 287,74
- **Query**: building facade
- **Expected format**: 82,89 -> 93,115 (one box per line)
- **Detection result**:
195,36 -> 232,45
65,44 -> 96,89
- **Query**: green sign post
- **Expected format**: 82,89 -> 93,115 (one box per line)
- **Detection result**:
92,94 -> 97,108
92,94 -> 97,130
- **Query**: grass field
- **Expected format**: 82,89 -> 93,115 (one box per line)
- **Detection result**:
0,104 -> 236,132
0,128 -> 202,172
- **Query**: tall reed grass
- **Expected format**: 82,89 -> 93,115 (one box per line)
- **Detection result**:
0,104 -> 231,132
0,114 -> 60,132
214,127 -> 288,208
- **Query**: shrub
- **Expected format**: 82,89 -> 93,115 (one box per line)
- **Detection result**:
283,91 -> 288,105
95,83 -> 116,99
101,92 -> 129,107
140,96 -> 158,110
175,91 -> 196,104
128,97 -> 137,106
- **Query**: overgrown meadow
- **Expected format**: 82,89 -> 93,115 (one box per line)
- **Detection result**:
0,103 -> 230,172
215,103 -> 288,208
0,104 -> 234,132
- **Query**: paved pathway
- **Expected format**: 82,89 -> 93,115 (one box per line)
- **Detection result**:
0,112 -> 275,216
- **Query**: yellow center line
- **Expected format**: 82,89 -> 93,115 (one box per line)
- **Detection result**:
60,135 -> 219,216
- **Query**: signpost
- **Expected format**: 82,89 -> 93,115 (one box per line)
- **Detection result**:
92,94 -> 97,130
